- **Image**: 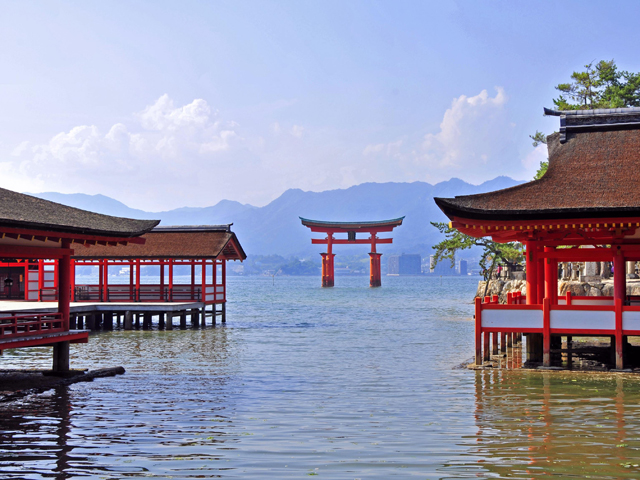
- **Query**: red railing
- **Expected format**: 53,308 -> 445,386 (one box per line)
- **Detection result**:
0,313 -> 64,340
72,284 -> 221,303
506,291 -> 526,304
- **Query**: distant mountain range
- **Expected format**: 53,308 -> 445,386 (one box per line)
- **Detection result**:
30,176 -> 523,257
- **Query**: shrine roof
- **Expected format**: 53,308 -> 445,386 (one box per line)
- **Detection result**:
0,188 -> 159,238
435,107 -> 640,223
300,217 -> 405,230
72,225 -> 246,260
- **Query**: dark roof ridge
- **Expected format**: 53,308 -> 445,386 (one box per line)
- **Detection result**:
0,187 -> 159,237
543,107 -> 640,143
300,217 -> 405,228
152,225 -> 233,233
544,106 -> 640,116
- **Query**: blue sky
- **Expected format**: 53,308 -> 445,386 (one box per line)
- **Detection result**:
0,0 -> 638,210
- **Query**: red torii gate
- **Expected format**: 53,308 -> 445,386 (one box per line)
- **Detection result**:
300,217 -> 404,288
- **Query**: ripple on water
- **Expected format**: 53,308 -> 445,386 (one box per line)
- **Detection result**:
2,276 -> 640,478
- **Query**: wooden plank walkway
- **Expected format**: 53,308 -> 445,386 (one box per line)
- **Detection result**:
0,301 -> 225,331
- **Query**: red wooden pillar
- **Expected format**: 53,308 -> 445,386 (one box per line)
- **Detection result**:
543,297 -> 551,367
613,246 -> 625,369
38,259 -> 44,301
369,234 -> 382,287
525,240 -> 538,305
135,259 -> 141,301
70,259 -> 76,303
369,253 -> 382,287
475,297 -> 482,365
168,259 -> 173,302
537,246 -> 545,304
53,240 -> 72,373
221,260 -> 227,302
322,234 -> 335,287
190,261 -> 195,300
544,247 -> 557,305
129,260 -> 135,301
201,259 -> 206,301
58,240 -> 71,330
103,259 -> 109,302
98,261 -> 103,301
160,260 -> 165,301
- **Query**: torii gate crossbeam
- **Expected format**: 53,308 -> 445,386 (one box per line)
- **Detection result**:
300,217 -> 404,288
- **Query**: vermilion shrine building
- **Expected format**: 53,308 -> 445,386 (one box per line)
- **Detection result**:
301,217 -> 404,287
0,225 -> 246,327
0,188 -> 158,372
436,107 -> 640,370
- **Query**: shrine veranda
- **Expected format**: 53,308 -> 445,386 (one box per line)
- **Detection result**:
436,107 -> 640,370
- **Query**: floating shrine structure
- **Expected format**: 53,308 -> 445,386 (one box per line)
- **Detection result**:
0,225 -> 246,328
300,217 -> 404,287
0,188 -> 158,372
435,107 -> 640,370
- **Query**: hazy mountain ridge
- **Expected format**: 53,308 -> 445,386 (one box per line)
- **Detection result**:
29,176 -> 523,257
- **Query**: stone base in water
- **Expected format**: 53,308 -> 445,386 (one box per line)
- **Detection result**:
467,337 -> 640,372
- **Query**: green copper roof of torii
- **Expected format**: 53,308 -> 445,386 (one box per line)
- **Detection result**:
299,217 -> 405,229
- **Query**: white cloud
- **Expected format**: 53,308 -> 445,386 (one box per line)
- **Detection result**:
8,95 -> 241,209
11,141 -> 29,157
4,88 -> 539,211
290,125 -> 304,138
359,87 -> 532,184
421,87 -> 509,171
362,139 -> 404,157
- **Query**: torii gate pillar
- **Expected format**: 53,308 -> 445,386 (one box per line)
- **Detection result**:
369,253 -> 382,287
321,253 -> 335,287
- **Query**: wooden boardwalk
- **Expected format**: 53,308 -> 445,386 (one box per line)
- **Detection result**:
0,301 -> 225,331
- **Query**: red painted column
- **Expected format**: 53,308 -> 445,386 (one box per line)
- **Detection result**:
475,297 -> 482,365
135,259 -> 141,301
38,259 -> 44,301
190,262 -> 195,300
201,259 -> 206,301
58,240 -> 71,331
160,261 -> 165,301
322,234 -> 335,287
544,247 -> 558,304
369,253 -> 382,287
222,260 -> 226,302
525,240 -> 538,305
369,233 -> 382,287
613,246 -> 625,369
103,259 -> 109,302
129,261 -> 135,301
320,253 -> 328,286
543,297 -> 551,367
613,246 -> 626,303
98,261 -> 103,301
537,246 -> 545,304
70,259 -> 76,303
168,259 -> 173,302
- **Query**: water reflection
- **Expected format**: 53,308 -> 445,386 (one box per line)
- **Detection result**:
0,327 -> 236,479
469,370 -> 640,478
7,276 -> 640,478
0,386 -> 74,479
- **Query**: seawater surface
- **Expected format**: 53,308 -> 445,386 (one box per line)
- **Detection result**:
2,275 -> 640,478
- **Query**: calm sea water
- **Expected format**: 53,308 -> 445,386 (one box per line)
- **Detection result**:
2,275 -> 640,479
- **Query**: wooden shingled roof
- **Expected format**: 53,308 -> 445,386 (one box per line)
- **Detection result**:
435,108 -> 640,222
71,225 -> 247,260
0,188 -> 159,237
